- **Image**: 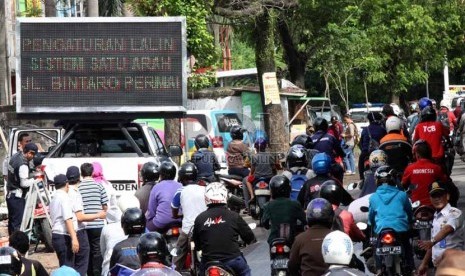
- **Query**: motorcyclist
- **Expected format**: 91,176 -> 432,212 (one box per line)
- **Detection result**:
193,182 -> 256,276
0,247 -> 22,276
402,140 -> 447,206
135,162 -> 159,215
261,175 -> 306,246
379,116 -> 413,173
298,153 -> 353,209
171,162 -> 207,271
282,145 -> 315,200
226,125 -> 250,178
190,134 -> 220,182
310,117 -> 345,163
288,198 -> 334,276
146,161 -> 182,232
358,111 -> 386,180
319,180 -> 365,242
438,99 -> 457,134
110,207 -> 146,273
290,134 -> 319,166
321,231 -> 364,276
381,104 -> 410,142
407,102 -> 420,135
418,97 -> 433,111
360,150 -> 388,197
368,165 -> 414,274
131,232 -> 181,276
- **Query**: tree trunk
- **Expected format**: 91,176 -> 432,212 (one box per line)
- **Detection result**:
87,0 -> 99,17
164,118 -> 181,165
44,0 -> 56,16
277,18 -> 306,89
254,11 -> 288,155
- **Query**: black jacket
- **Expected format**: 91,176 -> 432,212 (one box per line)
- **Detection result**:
298,175 -> 353,209
193,205 -> 255,263
109,235 -> 141,271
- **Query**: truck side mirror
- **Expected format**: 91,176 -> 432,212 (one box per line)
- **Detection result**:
168,145 -> 182,157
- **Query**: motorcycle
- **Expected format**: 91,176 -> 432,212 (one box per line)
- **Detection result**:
375,228 -> 408,276
205,261 -> 235,276
162,223 -> 182,262
270,238 -> 290,276
412,205 -> 435,259
217,174 -> 244,198
249,178 -> 271,221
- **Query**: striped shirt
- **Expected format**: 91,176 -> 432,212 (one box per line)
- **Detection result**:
79,178 -> 108,229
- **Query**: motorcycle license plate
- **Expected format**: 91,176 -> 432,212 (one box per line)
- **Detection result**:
271,258 -> 288,269
376,246 -> 402,255
255,189 -> 271,196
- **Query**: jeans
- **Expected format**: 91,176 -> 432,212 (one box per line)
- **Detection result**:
228,168 -> 249,178
6,193 -> 25,235
86,228 -> 103,276
173,231 -> 189,271
201,254 -> 251,276
75,229 -> 90,276
52,233 -> 74,267
343,145 -> 356,173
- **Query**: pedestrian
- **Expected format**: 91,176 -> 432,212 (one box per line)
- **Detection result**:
92,162 -> 117,214
50,174 -> 79,268
78,163 -> 108,276
66,166 -> 106,276
342,114 -> 356,175
6,143 -> 39,235
328,116 -> 343,141
9,230 -> 49,276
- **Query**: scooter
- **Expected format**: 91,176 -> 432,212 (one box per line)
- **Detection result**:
205,261 -> 235,276
412,205 -> 435,259
162,223 -> 182,262
376,228 -> 407,276
249,178 -> 270,221
270,238 -> 290,276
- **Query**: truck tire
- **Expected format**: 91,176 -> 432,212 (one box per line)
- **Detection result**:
39,218 -> 54,252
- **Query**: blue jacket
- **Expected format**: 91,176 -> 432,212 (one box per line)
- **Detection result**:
360,123 -> 386,153
310,131 -> 344,160
368,184 -> 412,234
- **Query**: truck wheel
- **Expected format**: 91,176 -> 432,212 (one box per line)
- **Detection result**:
39,219 -> 54,252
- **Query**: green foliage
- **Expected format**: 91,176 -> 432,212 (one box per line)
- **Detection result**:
21,0 -> 42,17
187,71 -> 217,91
231,40 -> 256,69
129,0 -> 219,67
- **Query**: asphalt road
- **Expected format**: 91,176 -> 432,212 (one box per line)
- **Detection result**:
242,156 -> 465,276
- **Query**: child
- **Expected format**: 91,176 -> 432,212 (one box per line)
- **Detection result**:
50,174 -> 79,268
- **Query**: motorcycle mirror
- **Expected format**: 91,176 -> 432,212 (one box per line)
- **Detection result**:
360,206 -> 369,213
347,182 -> 358,191
411,200 -> 420,209
170,248 -> 178,257
356,222 -> 368,231
248,223 -> 257,230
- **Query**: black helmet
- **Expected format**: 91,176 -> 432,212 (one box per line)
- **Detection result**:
194,134 -> 210,149
319,180 -> 343,206
375,165 -> 397,186
291,135 -> 314,149
178,162 -> 198,182
121,207 -> 146,235
313,117 -> 329,132
0,247 -> 21,275
159,161 -> 176,180
269,175 -> 291,199
286,145 -> 308,168
420,106 -> 436,122
33,153 -> 45,168
137,232 -> 170,265
230,125 -> 244,140
141,162 -> 160,182
306,198 -> 334,226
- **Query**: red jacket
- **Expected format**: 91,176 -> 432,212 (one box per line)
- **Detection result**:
402,159 -> 447,206
413,121 -> 448,159
439,107 -> 457,132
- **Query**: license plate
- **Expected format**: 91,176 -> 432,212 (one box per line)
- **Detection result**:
376,246 -> 402,255
255,189 -> 271,196
271,258 -> 288,269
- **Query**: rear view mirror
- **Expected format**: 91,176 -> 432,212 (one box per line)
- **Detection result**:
347,182 -> 358,191
168,145 -> 182,157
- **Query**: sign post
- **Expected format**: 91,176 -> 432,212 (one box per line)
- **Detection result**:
262,72 -> 280,105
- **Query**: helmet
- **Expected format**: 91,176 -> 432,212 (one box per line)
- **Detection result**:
205,182 -> 228,205
137,232 -> 170,265
178,162 -> 198,182
0,247 -> 21,275
420,106 -> 437,122
159,161 -> 176,180
254,138 -> 267,152
319,180 -> 343,206
230,125 -> 244,140
291,135 -> 314,149
409,103 -> 418,113
311,153 -> 331,175
322,230 -> 354,265
286,145 -> 308,168
385,116 -> 402,133
269,175 -> 291,199
375,165 -> 397,186
33,153 -> 45,167
431,99 -> 437,106
141,162 -> 160,182
121,207 -> 146,235
418,97 -> 433,111
440,99 -> 449,109
369,150 -> 388,169
194,134 -> 210,149
306,198 -> 334,226
117,195 -> 140,213
313,118 -> 329,132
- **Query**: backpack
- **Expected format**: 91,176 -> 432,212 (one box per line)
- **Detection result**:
290,170 -> 308,201
332,208 -> 345,231
438,110 -> 450,131
351,123 -> 361,145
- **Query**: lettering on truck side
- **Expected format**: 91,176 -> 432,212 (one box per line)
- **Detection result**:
113,183 -> 138,191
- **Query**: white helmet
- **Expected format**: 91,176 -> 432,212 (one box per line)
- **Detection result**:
322,230 -> 354,265
369,150 -> 388,169
117,195 -> 140,213
385,116 -> 402,133
205,182 -> 228,205
440,99 -> 449,109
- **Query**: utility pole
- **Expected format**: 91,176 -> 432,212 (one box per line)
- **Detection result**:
0,0 -> 11,106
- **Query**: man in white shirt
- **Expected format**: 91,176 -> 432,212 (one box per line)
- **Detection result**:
50,174 -> 79,268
